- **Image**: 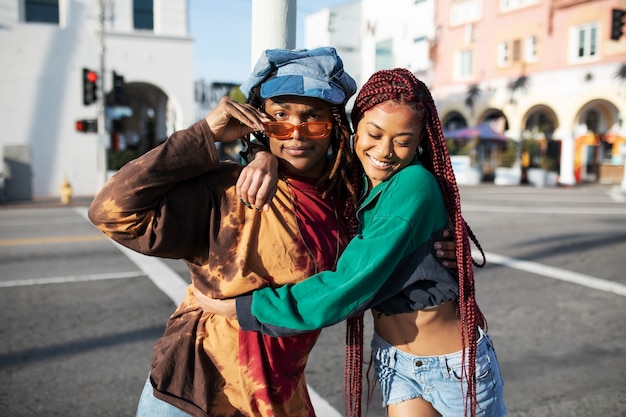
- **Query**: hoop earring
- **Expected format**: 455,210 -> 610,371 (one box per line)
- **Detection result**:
418,146 -> 423,155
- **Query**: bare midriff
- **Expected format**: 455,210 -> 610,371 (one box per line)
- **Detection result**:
372,300 -> 469,356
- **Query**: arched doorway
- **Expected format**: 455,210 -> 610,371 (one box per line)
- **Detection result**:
573,100 -> 623,183
441,111 -> 468,131
105,82 -> 172,171
521,105 -> 560,178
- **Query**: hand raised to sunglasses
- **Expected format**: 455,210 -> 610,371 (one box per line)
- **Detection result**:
204,96 -> 270,143
203,96 -> 277,210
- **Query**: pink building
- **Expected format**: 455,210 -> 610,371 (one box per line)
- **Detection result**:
430,0 -> 626,185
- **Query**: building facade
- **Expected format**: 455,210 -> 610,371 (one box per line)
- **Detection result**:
0,0 -> 194,200
304,0 -> 362,108
430,0 -> 626,185
305,0 -> 626,186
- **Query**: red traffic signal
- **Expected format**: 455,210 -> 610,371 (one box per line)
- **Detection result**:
75,119 -> 98,133
86,71 -> 98,83
82,68 -> 98,105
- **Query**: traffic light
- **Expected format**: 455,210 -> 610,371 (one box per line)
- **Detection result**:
611,9 -> 625,41
75,119 -> 98,133
112,71 -> 127,104
82,68 -> 98,105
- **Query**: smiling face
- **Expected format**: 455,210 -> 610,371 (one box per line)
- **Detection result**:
354,100 -> 422,188
264,95 -> 334,179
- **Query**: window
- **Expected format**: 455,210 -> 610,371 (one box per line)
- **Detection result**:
450,0 -> 482,26
600,141 -> 613,163
499,39 -> 525,66
524,36 -> 537,62
571,23 -> 598,61
455,50 -> 473,79
498,42 -> 509,67
585,109 -> 599,133
134,0 -> 153,30
525,110 -> 554,135
500,0 -> 539,13
24,0 -> 59,24
512,39 -> 521,62
375,39 -> 393,71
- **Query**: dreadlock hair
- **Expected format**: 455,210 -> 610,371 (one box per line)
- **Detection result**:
351,68 -> 487,417
246,84 -> 364,417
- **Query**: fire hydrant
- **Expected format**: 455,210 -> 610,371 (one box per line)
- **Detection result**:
60,177 -> 72,204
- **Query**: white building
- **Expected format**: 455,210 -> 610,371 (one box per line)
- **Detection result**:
304,0 -> 362,94
0,0 -> 194,200
304,0 -> 435,91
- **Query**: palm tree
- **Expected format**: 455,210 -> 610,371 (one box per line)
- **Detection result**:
615,63 -> 626,80
465,84 -> 481,116
508,75 -> 530,104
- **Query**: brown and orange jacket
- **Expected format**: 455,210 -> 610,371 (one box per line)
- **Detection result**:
88,120 -> 346,417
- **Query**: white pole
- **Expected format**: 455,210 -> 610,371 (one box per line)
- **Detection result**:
250,0 -> 297,68
621,156 -> 626,190
97,0 -> 108,188
559,130 -> 576,186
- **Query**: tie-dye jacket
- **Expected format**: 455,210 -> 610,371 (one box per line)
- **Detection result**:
88,120 -> 346,417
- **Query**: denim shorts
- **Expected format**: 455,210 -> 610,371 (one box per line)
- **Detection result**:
372,328 -> 507,416
135,376 -> 193,417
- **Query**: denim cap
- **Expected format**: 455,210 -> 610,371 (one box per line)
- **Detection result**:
240,47 -> 357,105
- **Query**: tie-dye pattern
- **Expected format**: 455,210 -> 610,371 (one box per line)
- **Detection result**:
88,120 -> 347,417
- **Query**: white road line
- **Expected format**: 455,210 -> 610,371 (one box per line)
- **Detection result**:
73,207 -> 188,305
308,387 -> 342,417
479,251 -> 626,297
463,205 -> 626,215
608,186 -> 626,202
111,242 -> 189,305
0,271 -> 145,287
73,208 -> 342,417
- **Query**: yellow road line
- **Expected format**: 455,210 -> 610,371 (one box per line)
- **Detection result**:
0,234 -> 108,246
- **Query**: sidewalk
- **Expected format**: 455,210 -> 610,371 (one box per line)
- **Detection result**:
0,195 -> 94,209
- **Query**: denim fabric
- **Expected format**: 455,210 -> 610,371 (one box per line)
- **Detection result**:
239,47 -> 357,105
135,377 -> 193,417
372,328 -> 507,416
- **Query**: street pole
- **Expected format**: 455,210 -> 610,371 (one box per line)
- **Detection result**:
250,0 -> 297,68
97,0 -> 108,188
559,131 -> 576,186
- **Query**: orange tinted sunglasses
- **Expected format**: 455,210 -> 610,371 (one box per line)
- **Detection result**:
263,121 -> 332,140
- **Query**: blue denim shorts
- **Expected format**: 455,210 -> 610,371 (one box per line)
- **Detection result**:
135,376 -> 192,417
372,328 -> 507,416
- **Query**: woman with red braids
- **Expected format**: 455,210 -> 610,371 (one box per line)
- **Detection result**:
199,68 -> 507,417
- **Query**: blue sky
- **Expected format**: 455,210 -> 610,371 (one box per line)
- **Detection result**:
189,0 -> 351,83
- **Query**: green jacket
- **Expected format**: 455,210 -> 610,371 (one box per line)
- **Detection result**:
237,160 -> 458,336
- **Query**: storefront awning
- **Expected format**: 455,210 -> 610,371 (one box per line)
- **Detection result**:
443,122 -> 509,143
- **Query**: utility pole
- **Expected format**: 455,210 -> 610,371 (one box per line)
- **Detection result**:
97,0 -> 108,188
250,0 -> 297,68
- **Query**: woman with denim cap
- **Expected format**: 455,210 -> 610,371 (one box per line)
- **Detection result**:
198,69 -> 507,417
88,47 -> 361,417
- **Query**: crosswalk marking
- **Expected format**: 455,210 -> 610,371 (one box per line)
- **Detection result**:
478,251 -> 626,297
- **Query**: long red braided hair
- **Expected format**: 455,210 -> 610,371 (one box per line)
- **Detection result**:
350,68 -> 487,417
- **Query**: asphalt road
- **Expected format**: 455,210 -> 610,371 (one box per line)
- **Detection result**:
1,183 -> 625,417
